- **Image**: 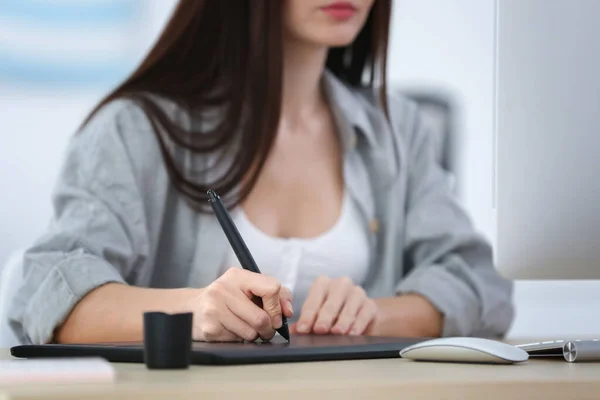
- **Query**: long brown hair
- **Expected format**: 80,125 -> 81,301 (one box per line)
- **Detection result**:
83,0 -> 391,211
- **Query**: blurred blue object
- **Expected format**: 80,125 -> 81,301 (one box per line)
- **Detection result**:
0,0 -> 141,87
0,0 -> 137,25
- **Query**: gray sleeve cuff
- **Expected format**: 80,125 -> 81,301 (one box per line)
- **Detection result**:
395,266 -> 480,337
22,252 -> 126,344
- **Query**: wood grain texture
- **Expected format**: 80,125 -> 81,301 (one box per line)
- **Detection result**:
2,347 -> 600,400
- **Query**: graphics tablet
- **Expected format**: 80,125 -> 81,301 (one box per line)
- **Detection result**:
11,335 -> 423,365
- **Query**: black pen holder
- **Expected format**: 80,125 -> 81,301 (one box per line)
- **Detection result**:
143,311 -> 193,369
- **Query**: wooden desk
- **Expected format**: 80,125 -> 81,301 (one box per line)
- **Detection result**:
2,348 -> 600,400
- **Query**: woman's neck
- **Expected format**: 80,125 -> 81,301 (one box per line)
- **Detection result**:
281,39 -> 329,129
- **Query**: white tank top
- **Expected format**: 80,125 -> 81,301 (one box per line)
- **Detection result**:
220,191 -> 370,321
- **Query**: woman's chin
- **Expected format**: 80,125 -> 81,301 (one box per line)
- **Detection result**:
319,30 -> 363,47
325,38 -> 359,48
290,29 -> 361,49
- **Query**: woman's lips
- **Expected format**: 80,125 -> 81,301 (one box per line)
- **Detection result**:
321,2 -> 357,20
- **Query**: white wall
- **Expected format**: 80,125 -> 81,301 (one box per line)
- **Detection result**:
0,0 -> 178,268
389,0 -> 600,339
389,0 -> 496,242
1,0 -> 599,339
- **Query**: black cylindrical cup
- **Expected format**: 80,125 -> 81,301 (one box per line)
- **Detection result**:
143,312 -> 193,369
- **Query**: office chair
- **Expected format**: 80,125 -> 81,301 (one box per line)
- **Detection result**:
400,88 -> 458,192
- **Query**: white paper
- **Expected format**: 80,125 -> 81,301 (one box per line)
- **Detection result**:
0,357 -> 116,385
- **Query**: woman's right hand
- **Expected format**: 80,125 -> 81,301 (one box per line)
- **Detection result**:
191,268 -> 293,342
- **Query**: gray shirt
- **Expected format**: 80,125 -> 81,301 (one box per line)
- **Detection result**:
8,71 -> 514,344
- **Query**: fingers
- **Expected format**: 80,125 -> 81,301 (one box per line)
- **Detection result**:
219,308 -> 261,342
331,286 -> 366,335
313,277 -> 354,334
224,288 -> 275,340
279,286 -> 294,318
288,323 -> 298,335
297,276 -> 330,333
238,271 -> 283,329
201,327 -> 240,342
223,268 -> 285,330
194,291 -> 243,342
348,298 -> 378,336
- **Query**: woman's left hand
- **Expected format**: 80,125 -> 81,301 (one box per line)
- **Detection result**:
291,276 -> 379,336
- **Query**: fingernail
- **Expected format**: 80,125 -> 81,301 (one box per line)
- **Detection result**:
336,325 -> 346,333
274,315 -> 283,329
350,328 -> 360,336
297,323 -> 308,333
286,300 -> 293,314
316,324 -> 328,333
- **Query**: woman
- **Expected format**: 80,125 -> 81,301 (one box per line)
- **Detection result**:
9,0 -> 513,345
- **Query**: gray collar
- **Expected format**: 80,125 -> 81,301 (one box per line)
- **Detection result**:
322,69 -> 380,151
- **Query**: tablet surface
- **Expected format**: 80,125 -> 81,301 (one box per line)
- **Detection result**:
11,335 -> 424,365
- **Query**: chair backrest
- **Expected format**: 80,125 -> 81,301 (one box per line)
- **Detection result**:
400,88 -> 458,191
0,250 -> 24,347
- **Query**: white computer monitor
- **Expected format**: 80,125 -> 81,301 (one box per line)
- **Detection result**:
494,0 -> 600,279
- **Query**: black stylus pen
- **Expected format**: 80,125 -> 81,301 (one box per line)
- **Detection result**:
207,189 -> 290,342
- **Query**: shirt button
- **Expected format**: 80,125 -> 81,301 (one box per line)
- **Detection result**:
369,219 -> 380,234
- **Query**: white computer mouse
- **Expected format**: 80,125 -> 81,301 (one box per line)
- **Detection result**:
400,337 -> 529,364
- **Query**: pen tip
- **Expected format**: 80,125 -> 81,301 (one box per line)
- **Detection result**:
278,322 -> 290,342
207,189 -> 218,202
